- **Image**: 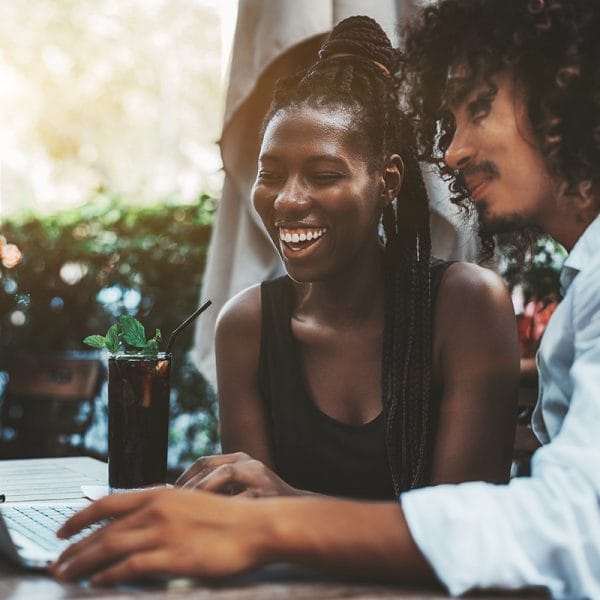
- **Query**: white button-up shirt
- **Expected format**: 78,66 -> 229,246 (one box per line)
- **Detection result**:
401,215 -> 600,599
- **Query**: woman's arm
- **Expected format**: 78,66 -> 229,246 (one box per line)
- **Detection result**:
213,284 -> 273,466
429,262 -> 520,484
178,285 -> 305,496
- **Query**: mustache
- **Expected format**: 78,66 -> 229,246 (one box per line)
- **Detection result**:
461,161 -> 500,180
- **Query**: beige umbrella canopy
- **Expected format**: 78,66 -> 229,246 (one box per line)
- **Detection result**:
193,0 -> 478,389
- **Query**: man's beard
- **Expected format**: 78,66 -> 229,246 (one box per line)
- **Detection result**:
475,199 -> 529,238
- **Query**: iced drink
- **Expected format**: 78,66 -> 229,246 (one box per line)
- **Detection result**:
107,353 -> 171,491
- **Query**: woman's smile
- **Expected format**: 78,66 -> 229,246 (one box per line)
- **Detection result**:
278,226 -> 328,259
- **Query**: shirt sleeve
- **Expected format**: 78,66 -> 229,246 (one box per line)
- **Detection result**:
401,272 -> 600,599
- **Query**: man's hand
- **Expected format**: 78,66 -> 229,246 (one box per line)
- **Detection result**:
49,488 -> 270,585
176,452 -> 302,497
50,487 -> 431,587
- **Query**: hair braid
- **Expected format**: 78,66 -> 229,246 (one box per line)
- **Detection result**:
385,147 -> 433,493
262,15 -> 436,497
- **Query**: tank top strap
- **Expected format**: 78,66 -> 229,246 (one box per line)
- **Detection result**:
259,276 -> 294,356
430,257 -> 455,305
258,275 -> 297,415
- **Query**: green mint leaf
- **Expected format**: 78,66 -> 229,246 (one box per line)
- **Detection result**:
142,339 -> 160,356
105,324 -> 121,354
83,335 -> 106,349
84,317 -> 160,356
119,315 -> 147,348
139,328 -> 161,356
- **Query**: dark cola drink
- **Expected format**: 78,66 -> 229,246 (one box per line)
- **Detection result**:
108,353 -> 171,491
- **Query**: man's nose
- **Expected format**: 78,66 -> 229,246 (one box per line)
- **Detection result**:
444,129 -> 477,170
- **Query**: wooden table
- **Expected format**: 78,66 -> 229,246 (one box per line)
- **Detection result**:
0,458 -> 549,599
0,561 -> 549,599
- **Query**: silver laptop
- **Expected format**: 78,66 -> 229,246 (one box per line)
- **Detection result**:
0,457 -> 106,569
0,500 -> 93,569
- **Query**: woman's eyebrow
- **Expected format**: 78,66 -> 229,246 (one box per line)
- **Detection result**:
259,153 -> 349,166
257,152 -> 281,163
305,154 -> 348,166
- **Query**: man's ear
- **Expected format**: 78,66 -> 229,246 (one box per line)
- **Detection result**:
571,180 -> 598,223
381,154 -> 404,207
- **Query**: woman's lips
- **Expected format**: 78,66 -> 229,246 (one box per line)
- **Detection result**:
277,226 -> 327,257
279,227 -> 326,243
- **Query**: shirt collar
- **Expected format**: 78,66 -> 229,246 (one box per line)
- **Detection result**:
560,214 -> 600,295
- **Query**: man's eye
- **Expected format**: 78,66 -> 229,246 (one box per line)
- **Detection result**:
467,96 -> 492,122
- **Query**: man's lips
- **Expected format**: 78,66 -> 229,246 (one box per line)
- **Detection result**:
465,176 -> 493,201
463,162 -> 499,202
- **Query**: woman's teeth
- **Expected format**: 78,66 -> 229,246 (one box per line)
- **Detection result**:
279,228 -> 325,243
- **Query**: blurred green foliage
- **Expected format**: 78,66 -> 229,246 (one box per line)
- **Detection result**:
0,191 -> 219,467
498,235 -> 567,303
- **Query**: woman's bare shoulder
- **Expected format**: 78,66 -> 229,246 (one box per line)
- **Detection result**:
438,261 -> 511,310
434,261 -> 516,351
216,284 -> 262,342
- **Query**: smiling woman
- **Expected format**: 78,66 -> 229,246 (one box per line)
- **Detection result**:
254,106 -> 388,285
176,15 -> 521,501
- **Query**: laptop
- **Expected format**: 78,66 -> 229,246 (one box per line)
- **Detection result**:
0,500 -> 94,569
0,457 -> 106,570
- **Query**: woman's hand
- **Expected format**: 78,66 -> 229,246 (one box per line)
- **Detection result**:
176,452 -> 302,497
50,488 -> 271,585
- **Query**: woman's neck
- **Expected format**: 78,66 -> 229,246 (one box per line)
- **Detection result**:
293,242 -> 386,327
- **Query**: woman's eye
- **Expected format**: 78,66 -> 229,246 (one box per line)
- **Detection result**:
311,172 -> 342,183
257,171 -> 281,182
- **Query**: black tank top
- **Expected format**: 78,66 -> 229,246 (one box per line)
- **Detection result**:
258,259 -> 452,500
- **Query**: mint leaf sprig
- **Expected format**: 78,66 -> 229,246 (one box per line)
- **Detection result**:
84,316 -> 162,356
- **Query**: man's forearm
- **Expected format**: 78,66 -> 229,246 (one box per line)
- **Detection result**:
256,496 -> 435,581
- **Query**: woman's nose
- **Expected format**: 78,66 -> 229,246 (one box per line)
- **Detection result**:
444,129 -> 477,171
274,177 -> 310,213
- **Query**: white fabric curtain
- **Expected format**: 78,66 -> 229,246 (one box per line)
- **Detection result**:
193,0 -> 478,389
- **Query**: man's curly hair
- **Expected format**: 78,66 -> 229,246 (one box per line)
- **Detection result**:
400,0 -> 600,255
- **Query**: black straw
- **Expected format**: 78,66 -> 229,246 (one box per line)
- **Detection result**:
166,300 -> 212,354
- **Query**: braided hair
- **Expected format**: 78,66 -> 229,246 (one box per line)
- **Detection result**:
262,16 -> 435,496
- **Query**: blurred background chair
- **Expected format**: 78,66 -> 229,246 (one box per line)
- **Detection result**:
0,353 -> 102,459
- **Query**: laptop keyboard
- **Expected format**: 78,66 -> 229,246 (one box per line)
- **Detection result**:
3,505 -> 98,554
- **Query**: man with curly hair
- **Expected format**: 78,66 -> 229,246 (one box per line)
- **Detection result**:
51,1 -> 598,597
394,0 -> 600,596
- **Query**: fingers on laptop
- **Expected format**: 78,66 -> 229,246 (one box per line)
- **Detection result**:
57,488 -> 163,538
52,491 -> 165,580
53,523 -> 157,582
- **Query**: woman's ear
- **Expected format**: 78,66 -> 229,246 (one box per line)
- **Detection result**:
381,154 -> 404,207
